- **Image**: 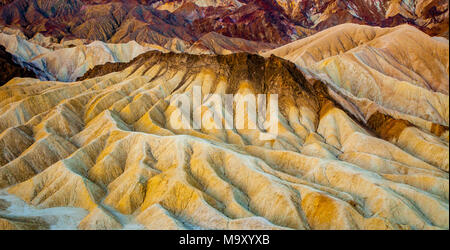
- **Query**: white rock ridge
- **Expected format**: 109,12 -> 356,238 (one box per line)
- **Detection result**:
0,32 -> 158,82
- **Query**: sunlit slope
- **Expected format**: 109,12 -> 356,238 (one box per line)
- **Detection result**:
0,51 -> 448,230
0,32 -> 158,82
264,24 -> 449,137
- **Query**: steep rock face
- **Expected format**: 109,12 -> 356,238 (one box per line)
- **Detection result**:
0,31 -> 159,81
188,1 -> 304,44
0,48 -> 448,230
0,0 -> 196,44
0,27 -> 277,82
264,24 -> 449,138
186,32 -> 277,55
0,0 -> 447,47
29,40 -> 154,81
0,32 -> 50,62
0,45 -> 36,86
271,0 -> 448,37
152,0 -> 243,10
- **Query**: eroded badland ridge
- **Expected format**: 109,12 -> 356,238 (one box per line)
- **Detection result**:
0,1 -> 448,231
1,25 -> 449,229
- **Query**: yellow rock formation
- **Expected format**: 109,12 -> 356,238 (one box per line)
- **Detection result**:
0,25 -> 448,230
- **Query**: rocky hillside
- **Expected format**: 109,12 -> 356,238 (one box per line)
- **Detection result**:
0,0 -> 447,48
0,27 -> 280,81
0,24 -> 448,229
0,45 -> 36,86
273,0 -> 449,36
0,30 -> 163,81
264,23 -> 449,136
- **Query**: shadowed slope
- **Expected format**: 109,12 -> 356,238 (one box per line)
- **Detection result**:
0,45 -> 36,86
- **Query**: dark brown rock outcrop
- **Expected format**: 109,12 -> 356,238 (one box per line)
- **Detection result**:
0,45 -> 36,86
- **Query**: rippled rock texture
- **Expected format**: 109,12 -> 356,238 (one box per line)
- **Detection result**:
0,31 -> 159,81
0,26 -> 279,82
0,21 -> 448,229
264,24 -> 449,141
0,0 -> 447,48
